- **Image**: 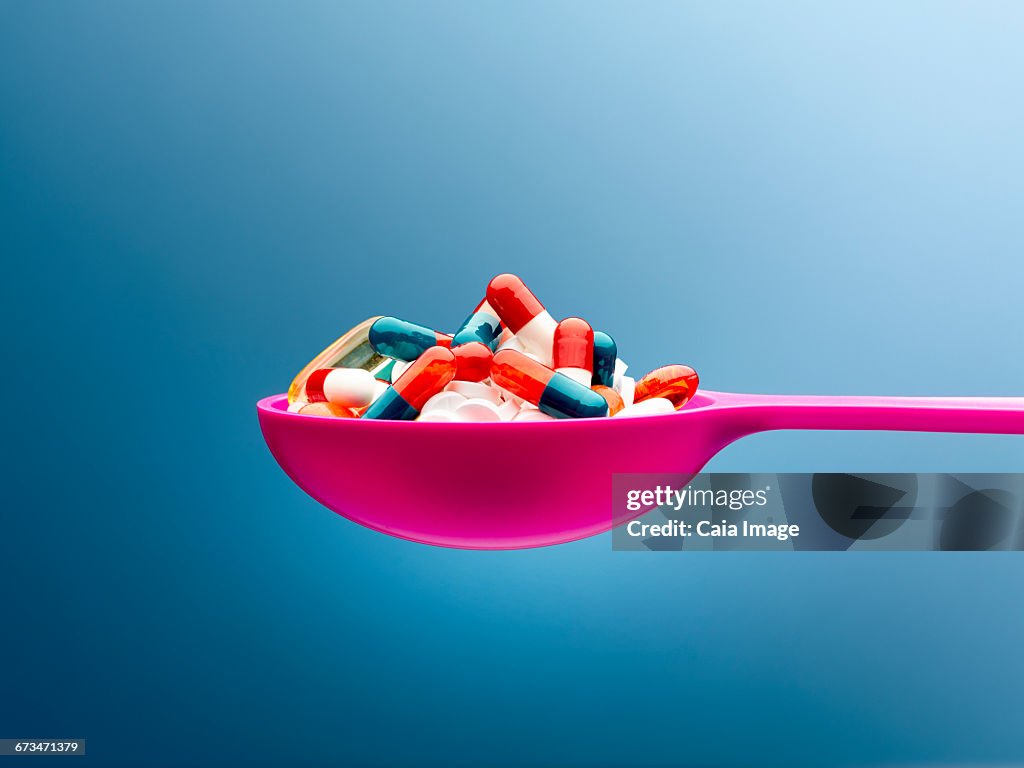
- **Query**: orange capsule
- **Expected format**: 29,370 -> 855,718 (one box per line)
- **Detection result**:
634,365 -> 699,409
593,385 -> 624,416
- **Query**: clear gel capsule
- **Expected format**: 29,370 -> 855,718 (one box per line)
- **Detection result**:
288,317 -> 392,403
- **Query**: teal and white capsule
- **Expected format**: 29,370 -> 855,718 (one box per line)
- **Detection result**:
592,331 -> 617,388
451,299 -> 503,351
490,349 -> 609,419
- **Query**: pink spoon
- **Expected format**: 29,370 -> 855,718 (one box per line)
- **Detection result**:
257,391 -> 1024,549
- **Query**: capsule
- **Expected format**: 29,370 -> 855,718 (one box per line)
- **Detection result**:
302,367 -> 378,408
593,384 -> 625,416
361,346 -> 458,420
552,317 -> 594,388
486,274 -> 558,365
288,317 -> 392,403
591,331 -> 617,388
287,401 -> 357,418
490,349 -> 608,419
634,365 -> 699,409
369,317 -> 452,361
452,299 -> 503,351
369,316 -> 491,382
450,340 -> 494,382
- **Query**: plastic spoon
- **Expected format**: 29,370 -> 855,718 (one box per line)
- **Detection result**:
257,391 -> 1024,549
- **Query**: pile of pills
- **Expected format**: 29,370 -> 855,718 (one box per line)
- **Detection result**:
286,274 -> 699,422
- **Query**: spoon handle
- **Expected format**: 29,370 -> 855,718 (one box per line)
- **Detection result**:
712,392 -> 1024,435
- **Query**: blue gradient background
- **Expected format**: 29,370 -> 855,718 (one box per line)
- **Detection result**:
2,3 -> 1023,766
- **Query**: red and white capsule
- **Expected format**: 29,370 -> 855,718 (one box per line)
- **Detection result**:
486,274 -> 558,366
552,317 -> 594,388
302,367 -> 379,409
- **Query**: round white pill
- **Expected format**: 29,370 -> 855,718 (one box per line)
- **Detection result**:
512,408 -> 555,422
614,397 -> 675,418
453,398 -> 503,422
497,400 -> 521,421
416,410 -> 460,423
499,389 -> 526,408
421,391 -> 467,414
445,380 -> 502,404
320,368 -> 378,408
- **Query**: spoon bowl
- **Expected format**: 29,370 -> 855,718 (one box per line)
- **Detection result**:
257,391 -> 1024,549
